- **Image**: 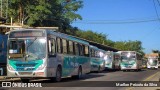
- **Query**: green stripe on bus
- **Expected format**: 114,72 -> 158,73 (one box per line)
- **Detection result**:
9,59 -> 43,70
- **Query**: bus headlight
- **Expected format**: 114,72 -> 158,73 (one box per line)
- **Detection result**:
7,64 -> 15,71
37,61 -> 46,70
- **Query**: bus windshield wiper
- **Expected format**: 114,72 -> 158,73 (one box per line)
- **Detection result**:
25,37 -> 37,61
26,37 -> 37,49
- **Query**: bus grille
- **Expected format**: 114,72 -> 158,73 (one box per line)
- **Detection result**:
16,64 -> 36,71
18,72 -> 33,75
16,67 -> 35,71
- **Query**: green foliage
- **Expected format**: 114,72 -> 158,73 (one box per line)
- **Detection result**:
75,30 -> 114,46
152,50 -> 160,53
7,0 -> 83,32
114,40 -> 144,55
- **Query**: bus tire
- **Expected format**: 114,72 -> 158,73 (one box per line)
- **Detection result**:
55,66 -> 62,82
21,79 -> 29,83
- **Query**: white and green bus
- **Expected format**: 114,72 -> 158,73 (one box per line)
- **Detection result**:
90,45 -> 105,72
7,28 -> 91,82
104,51 -> 121,70
119,51 -> 143,71
147,56 -> 159,69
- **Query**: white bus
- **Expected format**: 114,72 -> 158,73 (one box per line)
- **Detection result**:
104,51 -> 121,70
147,57 -> 159,69
7,28 -> 91,82
90,45 -> 105,72
119,51 -> 143,71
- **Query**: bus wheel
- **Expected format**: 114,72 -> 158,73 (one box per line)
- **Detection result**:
21,79 -> 29,83
72,66 -> 82,79
55,66 -> 62,82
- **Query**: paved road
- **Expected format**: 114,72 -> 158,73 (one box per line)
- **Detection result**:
0,68 -> 160,90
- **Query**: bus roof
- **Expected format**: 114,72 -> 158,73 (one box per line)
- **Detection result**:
9,28 -> 89,45
47,30 -> 89,45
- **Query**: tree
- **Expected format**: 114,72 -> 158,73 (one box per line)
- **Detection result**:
7,0 -> 83,32
114,40 -> 144,55
152,50 -> 160,53
75,30 -> 115,46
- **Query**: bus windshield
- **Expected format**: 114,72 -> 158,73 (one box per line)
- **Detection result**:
8,38 -> 46,61
148,58 -> 158,65
121,52 -> 136,61
104,53 -> 113,64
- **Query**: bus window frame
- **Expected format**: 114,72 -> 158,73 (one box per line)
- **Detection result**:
57,37 -> 62,54
74,42 -> 79,56
68,40 -> 74,55
48,37 -> 56,57
62,39 -> 67,54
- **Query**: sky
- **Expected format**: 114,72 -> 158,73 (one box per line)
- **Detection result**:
72,0 -> 160,54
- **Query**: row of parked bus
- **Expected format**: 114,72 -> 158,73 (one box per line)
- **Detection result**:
0,28 -> 158,82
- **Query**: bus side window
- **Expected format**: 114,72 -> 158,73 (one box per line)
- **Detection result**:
68,41 -> 73,55
82,45 -> 85,56
84,45 -> 89,57
51,39 -> 56,55
79,44 -> 84,56
79,44 -> 81,56
48,39 -> 56,55
91,49 -> 93,57
62,39 -> 67,54
74,42 -> 79,55
91,49 -> 95,57
57,38 -> 62,53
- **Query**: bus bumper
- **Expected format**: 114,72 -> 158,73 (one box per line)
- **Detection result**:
7,67 -> 48,78
147,66 -> 158,69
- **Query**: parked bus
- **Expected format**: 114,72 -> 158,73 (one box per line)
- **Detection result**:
98,49 -> 106,71
119,51 -> 143,71
7,28 -> 91,82
113,52 -> 121,70
0,34 -> 7,75
90,45 -> 105,72
104,51 -> 121,70
147,56 -> 159,69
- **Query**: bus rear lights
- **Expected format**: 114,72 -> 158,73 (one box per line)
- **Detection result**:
35,72 -> 44,76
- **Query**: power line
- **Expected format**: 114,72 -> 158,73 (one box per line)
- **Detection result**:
153,0 -> 160,21
74,18 -> 159,24
156,0 -> 160,6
